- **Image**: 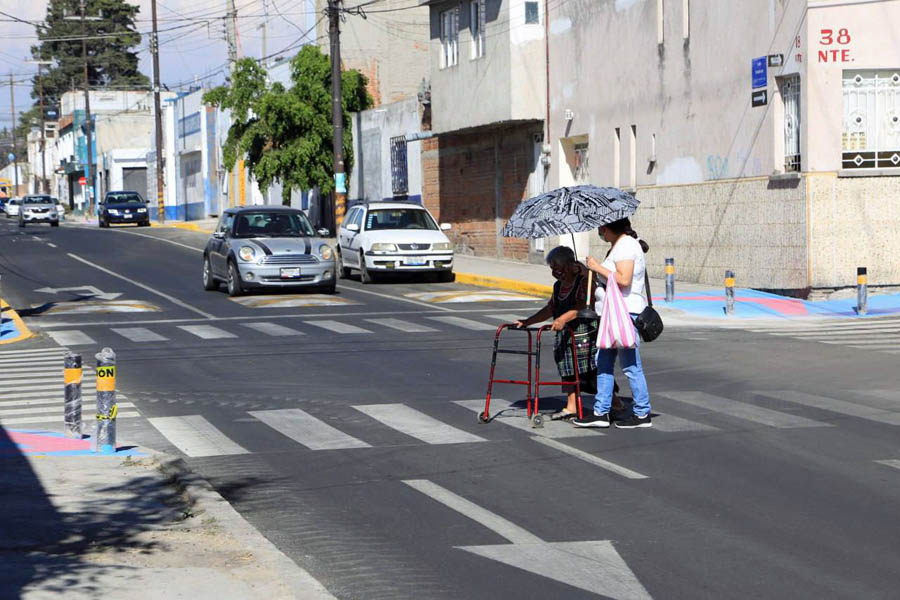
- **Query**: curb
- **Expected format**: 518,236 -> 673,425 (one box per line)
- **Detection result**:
157,455 -> 337,600
454,272 -> 552,297
151,221 -> 216,235
0,298 -> 34,345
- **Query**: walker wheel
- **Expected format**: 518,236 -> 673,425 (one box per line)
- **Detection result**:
478,412 -> 490,424
531,414 -> 544,429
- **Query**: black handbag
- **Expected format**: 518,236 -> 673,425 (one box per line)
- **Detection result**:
635,270 -> 664,342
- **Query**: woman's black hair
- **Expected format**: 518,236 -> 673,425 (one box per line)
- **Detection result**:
545,245 -> 577,267
599,218 -> 650,253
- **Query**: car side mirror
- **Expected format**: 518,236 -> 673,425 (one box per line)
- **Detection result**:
346,223 -> 360,233
317,228 -> 330,236
440,223 -> 452,231
213,231 -> 225,239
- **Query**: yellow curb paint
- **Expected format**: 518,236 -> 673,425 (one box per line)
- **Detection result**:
150,221 -> 215,235
0,298 -> 34,345
64,368 -> 83,385
454,273 -> 552,298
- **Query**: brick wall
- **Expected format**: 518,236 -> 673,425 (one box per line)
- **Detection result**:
421,124 -> 540,260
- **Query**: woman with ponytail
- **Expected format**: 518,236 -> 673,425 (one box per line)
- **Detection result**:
574,218 -> 653,429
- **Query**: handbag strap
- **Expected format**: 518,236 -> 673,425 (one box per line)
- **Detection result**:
644,268 -> 653,308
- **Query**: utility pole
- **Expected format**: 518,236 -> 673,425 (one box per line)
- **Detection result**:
226,0 -> 238,69
27,60 -> 53,194
327,0 -> 345,231
9,74 -> 19,195
150,0 -> 165,223
66,0 -> 100,217
258,0 -> 269,67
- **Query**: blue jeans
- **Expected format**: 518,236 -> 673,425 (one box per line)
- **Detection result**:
593,316 -> 651,417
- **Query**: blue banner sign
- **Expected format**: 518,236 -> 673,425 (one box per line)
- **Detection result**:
752,57 -> 768,89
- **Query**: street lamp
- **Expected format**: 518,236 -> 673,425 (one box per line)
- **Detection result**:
25,59 -> 53,194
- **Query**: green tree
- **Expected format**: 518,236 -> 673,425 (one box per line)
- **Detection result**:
204,46 -> 373,205
27,0 -> 149,119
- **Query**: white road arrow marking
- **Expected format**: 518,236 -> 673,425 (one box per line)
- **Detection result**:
34,285 -> 122,300
404,479 -> 652,599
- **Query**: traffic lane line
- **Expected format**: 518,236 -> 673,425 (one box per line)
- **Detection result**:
67,253 -> 214,319
531,437 -> 649,480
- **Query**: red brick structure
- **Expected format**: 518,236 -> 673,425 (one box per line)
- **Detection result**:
422,124 -> 542,260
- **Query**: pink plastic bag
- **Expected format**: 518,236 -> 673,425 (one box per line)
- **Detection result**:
597,275 -> 637,349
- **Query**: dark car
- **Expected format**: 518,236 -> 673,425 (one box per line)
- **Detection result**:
99,191 -> 150,227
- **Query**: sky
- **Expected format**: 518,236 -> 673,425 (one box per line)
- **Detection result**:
0,0 -> 317,127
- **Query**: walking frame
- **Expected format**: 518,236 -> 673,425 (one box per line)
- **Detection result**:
479,323 -> 584,428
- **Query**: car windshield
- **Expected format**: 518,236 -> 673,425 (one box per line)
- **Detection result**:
232,212 -> 315,238
23,196 -> 52,204
365,208 -> 438,231
106,193 -> 144,204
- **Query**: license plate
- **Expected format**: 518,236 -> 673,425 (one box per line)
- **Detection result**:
405,257 -> 427,266
280,267 -> 301,278
124,213 -> 133,218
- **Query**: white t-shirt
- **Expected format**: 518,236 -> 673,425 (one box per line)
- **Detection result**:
594,236 -> 647,315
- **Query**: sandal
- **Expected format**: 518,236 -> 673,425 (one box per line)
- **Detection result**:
550,409 -> 578,421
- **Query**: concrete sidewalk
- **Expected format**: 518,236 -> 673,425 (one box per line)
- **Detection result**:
0,429 -> 334,600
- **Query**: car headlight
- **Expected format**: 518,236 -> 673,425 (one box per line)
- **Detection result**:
432,242 -> 453,251
370,243 -> 398,252
238,246 -> 256,261
108,209 -> 120,215
318,244 -> 334,260
137,207 -> 148,213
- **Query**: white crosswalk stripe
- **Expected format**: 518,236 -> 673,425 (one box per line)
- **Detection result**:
111,327 -> 169,342
148,415 -> 249,457
0,348 -> 67,358
749,316 -> 900,354
427,316 -> 499,331
354,403 -> 486,445
754,390 -> 900,425
242,322 -> 305,337
249,408 -> 370,450
178,325 -> 237,339
454,399 -> 604,438
364,318 -> 439,333
303,320 -> 373,334
658,391 -> 832,429
0,402 -> 136,417
46,330 -> 96,346
0,412 -> 140,426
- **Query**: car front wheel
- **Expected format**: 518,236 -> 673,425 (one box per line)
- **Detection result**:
227,261 -> 244,297
359,252 -> 376,284
202,256 -> 218,291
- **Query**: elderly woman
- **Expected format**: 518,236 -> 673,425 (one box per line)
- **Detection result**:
515,246 -> 619,420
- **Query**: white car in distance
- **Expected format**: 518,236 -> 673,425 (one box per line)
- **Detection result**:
337,202 -> 455,283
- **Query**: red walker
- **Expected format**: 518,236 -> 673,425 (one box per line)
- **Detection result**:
479,323 -> 584,428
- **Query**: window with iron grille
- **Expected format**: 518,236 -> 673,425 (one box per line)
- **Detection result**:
390,136 -> 409,197
440,7 -> 459,68
574,142 -> 589,182
782,75 -> 801,172
842,70 -> 900,169
470,0 -> 486,59
525,1 -> 539,24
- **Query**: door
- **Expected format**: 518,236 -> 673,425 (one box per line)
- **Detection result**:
339,208 -> 360,266
210,213 -> 233,275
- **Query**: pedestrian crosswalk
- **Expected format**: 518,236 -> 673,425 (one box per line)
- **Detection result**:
749,316 -> 900,354
0,347 -> 141,426
34,313 -> 527,346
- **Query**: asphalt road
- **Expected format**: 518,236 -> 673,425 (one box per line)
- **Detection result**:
2,216 -> 899,599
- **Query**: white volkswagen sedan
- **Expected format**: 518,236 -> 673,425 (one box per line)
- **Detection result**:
337,202 -> 454,283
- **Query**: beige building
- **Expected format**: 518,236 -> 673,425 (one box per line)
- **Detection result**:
316,0 -> 431,105
547,0 -> 900,293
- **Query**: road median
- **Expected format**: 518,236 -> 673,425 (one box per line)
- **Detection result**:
0,298 -> 33,345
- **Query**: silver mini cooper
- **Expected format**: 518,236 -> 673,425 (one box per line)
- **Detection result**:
202,207 -> 336,296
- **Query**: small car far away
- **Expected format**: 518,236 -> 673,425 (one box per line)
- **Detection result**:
18,195 -> 60,228
336,202 -> 454,284
99,191 -> 151,227
202,207 -> 337,297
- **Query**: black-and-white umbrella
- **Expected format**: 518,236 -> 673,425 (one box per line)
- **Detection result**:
501,185 -> 639,240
